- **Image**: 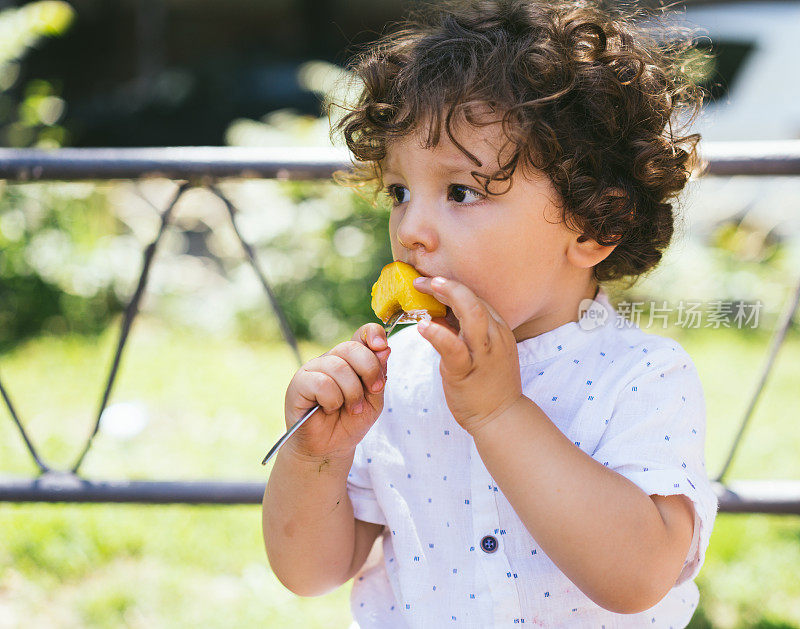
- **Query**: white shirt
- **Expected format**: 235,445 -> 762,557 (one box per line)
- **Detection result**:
346,287 -> 718,628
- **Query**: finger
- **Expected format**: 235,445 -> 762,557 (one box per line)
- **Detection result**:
288,369 -> 343,421
303,353 -> 371,415
414,276 -> 491,353
417,318 -> 472,375
354,323 -> 388,351
353,323 -> 391,377
326,340 -> 386,398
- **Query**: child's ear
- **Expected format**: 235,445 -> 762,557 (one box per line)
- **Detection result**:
566,187 -> 627,269
566,232 -> 618,270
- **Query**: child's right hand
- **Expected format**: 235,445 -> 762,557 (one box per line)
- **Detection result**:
282,322 -> 391,462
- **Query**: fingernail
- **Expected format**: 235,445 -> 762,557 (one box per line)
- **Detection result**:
371,379 -> 384,392
353,401 -> 364,414
413,277 -> 425,287
372,335 -> 387,349
431,277 -> 445,288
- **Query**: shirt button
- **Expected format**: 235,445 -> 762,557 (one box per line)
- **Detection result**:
480,535 -> 498,554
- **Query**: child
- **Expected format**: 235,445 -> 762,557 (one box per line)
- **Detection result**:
262,0 -> 718,626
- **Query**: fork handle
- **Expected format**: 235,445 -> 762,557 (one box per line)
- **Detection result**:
261,404 -> 321,465
261,314 -> 403,466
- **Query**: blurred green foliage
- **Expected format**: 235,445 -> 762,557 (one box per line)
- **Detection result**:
0,2 -> 99,350
0,183 -> 124,350
236,180 -> 392,344
0,1 -> 74,147
0,50 -> 395,350
223,60 -> 397,342
0,173 -> 393,352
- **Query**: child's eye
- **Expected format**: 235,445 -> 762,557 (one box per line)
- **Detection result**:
448,184 -> 485,204
385,184 -> 410,205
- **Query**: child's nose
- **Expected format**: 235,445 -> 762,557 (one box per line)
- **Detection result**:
395,200 -> 438,251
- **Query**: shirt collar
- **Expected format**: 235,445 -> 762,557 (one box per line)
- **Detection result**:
515,286 -> 616,366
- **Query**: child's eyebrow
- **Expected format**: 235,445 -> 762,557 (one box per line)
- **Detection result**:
434,161 -> 480,175
383,159 -> 482,178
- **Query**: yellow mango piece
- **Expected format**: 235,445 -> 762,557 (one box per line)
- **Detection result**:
371,261 -> 447,323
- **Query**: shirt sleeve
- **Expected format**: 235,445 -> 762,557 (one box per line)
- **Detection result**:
346,436 -> 388,526
591,343 -> 719,586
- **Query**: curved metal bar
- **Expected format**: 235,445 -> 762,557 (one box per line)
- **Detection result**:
714,275 -> 800,483
69,182 -> 192,474
208,183 -> 303,367
0,376 -> 51,473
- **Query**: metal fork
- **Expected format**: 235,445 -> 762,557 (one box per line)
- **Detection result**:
261,310 -> 405,466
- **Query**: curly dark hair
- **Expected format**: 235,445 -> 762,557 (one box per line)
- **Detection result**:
328,0 -> 711,285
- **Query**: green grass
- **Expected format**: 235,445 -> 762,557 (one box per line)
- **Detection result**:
1,317 -> 799,628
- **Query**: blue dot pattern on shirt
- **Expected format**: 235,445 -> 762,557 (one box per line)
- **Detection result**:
345,288 -> 717,628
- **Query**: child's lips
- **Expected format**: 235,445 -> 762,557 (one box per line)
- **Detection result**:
410,270 -> 458,331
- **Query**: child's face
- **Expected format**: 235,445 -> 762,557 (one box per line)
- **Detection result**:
383,114 -> 613,341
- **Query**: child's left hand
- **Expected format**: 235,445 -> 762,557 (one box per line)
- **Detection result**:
412,275 -> 523,436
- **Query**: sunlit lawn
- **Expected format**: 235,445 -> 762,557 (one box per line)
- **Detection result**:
1,316 -> 799,628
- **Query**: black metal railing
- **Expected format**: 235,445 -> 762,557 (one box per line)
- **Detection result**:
0,141 -> 799,510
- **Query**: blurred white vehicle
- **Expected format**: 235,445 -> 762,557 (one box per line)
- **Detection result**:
674,1 -> 800,142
